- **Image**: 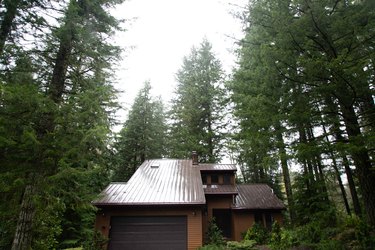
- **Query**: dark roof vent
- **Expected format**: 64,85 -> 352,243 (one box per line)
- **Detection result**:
151,163 -> 159,169
192,151 -> 198,165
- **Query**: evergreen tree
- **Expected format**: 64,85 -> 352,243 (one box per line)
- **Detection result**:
168,39 -> 226,163
0,0 -> 51,56
231,0 -> 375,225
0,0 -> 124,248
112,81 -> 167,181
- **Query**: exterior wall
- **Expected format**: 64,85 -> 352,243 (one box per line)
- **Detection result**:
203,195 -> 234,241
95,206 -> 203,250
272,212 -> 283,225
203,172 -> 235,185
232,210 -> 284,241
232,210 -> 254,241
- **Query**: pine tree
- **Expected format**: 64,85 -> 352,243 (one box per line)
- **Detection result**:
230,0 -> 375,225
112,81 -> 167,181
0,0 -> 125,248
168,39 -> 226,162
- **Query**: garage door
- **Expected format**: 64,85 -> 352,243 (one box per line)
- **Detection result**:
108,216 -> 187,250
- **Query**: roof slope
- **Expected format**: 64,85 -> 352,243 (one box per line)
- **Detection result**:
198,164 -> 237,171
234,184 -> 285,210
204,185 -> 238,194
93,159 -> 206,206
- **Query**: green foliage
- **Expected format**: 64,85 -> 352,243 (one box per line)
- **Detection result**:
226,240 -> 256,250
199,240 -> 256,250
268,215 -> 375,250
168,39 -> 226,162
270,227 -> 299,250
90,230 -> 109,250
243,223 -> 270,245
231,0 -> 375,227
336,215 -> 375,250
112,81 -> 168,181
198,244 -> 227,250
206,218 -> 225,246
0,0 -> 124,248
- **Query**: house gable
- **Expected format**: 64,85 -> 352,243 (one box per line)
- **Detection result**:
93,159 -> 205,206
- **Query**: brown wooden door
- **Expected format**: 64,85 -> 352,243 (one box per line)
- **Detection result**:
108,216 -> 187,250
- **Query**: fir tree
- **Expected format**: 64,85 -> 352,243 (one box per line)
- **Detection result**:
168,39 -> 226,162
113,81 -> 167,181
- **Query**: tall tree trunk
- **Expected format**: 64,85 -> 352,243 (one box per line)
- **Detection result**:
324,96 -> 362,216
12,4 -> 75,247
275,123 -> 296,223
298,126 -> 314,192
340,101 -> 375,225
321,121 -> 351,214
342,155 -> 362,216
0,0 -> 21,56
207,113 -> 214,163
11,184 -> 36,250
48,29 -> 73,103
359,87 -> 375,132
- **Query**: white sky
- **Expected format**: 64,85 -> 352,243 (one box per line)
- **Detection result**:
112,0 -> 247,122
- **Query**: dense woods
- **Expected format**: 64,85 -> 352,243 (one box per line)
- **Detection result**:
0,0 -> 374,249
0,0 -> 123,249
228,0 -> 375,248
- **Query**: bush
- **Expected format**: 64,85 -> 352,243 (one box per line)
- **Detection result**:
339,215 -> 375,249
206,218 -> 225,246
198,244 -> 227,250
243,223 -> 270,245
316,239 -> 344,250
226,240 -> 256,250
269,224 -> 299,250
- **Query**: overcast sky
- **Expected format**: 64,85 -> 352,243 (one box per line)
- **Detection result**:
112,0 -> 247,122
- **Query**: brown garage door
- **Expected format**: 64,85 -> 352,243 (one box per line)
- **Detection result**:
108,216 -> 187,250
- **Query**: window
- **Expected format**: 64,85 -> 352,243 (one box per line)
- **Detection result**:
254,212 -> 263,225
265,213 -> 273,231
223,174 -> 231,184
211,174 -> 219,184
254,212 -> 273,231
201,174 -> 207,184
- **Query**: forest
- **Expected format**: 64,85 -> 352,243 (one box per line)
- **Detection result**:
0,0 -> 374,249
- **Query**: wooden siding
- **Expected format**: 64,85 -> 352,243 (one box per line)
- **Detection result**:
232,210 -> 284,241
203,195 -> 234,241
273,212 -> 283,225
95,206 -> 202,250
203,172 -> 235,185
232,210 -> 254,241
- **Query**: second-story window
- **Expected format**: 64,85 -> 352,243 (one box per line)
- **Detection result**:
201,174 -> 207,184
223,174 -> 231,184
211,174 -> 219,184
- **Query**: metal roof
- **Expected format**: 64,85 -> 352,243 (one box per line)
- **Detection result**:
234,184 -> 285,210
204,185 -> 238,194
197,164 -> 237,171
93,159 -> 206,206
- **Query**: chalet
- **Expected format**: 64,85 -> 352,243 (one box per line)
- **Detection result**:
93,153 -> 285,250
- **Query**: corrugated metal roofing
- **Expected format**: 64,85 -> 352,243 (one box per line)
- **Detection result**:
197,164 -> 237,171
204,185 -> 238,194
234,184 -> 285,209
93,159 -> 206,206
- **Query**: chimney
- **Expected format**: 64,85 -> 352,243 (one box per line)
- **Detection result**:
192,151 -> 198,165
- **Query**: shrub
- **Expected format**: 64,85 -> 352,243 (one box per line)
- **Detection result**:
269,224 -> 299,250
243,223 -> 270,245
206,218 -> 225,246
198,244 -> 227,250
226,240 -> 256,250
340,215 -> 375,249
